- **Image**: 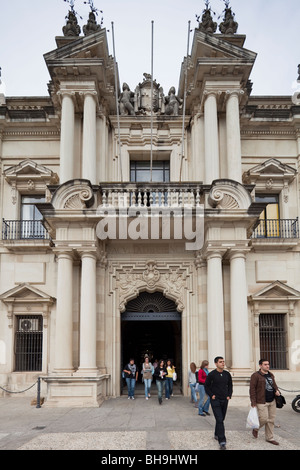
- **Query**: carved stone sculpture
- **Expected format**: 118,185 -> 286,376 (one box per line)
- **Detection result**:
198,6 -> 217,34
62,11 -> 81,37
83,11 -> 101,36
219,7 -> 238,34
164,87 -> 182,116
119,83 -> 135,116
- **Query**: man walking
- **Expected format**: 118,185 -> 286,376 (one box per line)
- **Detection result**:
249,359 -> 281,445
204,356 -> 233,450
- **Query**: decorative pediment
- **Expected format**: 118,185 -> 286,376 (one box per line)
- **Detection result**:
0,283 -> 55,304
243,159 -> 296,187
4,159 -> 59,203
248,281 -> 300,302
207,179 -> 252,210
0,283 -> 55,328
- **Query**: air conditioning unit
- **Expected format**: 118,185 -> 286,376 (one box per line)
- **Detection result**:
18,318 -> 39,332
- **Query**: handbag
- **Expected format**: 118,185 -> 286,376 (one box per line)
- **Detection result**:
275,394 -> 286,408
173,371 -> 177,381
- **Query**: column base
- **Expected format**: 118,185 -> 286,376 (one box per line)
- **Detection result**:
75,367 -> 99,377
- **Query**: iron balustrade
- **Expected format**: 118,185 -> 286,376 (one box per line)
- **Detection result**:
252,218 -> 299,239
2,219 -> 50,240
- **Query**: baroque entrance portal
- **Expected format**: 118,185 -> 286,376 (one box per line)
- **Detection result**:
121,292 -> 182,391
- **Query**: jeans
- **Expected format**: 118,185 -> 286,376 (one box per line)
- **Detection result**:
189,383 -> 197,403
165,377 -> 173,398
198,384 -> 210,414
156,380 -> 165,403
211,398 -> 229,444
126,378 -> 136,398
144,378 -> 152,398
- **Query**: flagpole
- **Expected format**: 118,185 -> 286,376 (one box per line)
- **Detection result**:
180,20 -> 191,182
111,21 -> 123,182
150,20 -> 154,182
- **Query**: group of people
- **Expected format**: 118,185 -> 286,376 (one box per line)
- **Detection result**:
189,356 -> 282,450
124,355 -> 282,450
123,357 -> 176,404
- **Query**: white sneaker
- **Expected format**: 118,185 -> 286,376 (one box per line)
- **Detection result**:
146,397 -> 148,400
131,397 -> 135,400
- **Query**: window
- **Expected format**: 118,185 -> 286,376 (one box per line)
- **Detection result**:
255,194 -> 279,237
259,314 -> 287,369
15,315 -> 43,371
20,195 -> 45,238
130,161 -> 170,183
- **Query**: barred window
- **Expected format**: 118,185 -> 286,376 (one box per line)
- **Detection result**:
259,314 -> 287,369
15,315 -> 43,371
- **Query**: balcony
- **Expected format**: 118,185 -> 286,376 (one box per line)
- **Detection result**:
99,182 -> 202,208
252,218 -> 299,239
2,219 -> 51,252
2,219 -> 50,240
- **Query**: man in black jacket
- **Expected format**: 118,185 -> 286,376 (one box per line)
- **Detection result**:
204,356 -> 233,450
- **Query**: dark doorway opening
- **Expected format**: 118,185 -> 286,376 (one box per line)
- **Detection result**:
121,292 -> 182,394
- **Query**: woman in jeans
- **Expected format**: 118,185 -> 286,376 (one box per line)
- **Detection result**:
123,358 -> 138,399
188,362 -> 198,406
198,360 -> 210,416
165,359 -> 176,399
154,360 -> 167,404
142,356 -> 154,400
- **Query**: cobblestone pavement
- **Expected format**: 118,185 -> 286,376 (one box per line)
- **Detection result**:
0,394 -> 299,451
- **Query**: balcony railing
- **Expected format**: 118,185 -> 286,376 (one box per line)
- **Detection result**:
99,183 -> 202,208
2,219 -> 50,240
252,218 -> 299,239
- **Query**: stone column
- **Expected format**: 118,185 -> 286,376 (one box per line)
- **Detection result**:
82,91 -> 97,184
204,91 -> 220,184
77,251 -> 98,374
225,90 -> 243,183
206,251 -> 225,365
54,251 -> 74,373
59,91 -> 75,183
229,250 -> 251,371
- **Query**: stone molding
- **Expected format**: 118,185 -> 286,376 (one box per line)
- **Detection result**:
208,179 -> 252,210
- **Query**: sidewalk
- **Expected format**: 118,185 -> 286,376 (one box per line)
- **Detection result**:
0,394 -> 299,451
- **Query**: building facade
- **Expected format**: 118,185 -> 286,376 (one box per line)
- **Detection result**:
0,6 -> 300,406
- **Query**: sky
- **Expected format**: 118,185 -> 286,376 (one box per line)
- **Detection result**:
0,0 -> 299,97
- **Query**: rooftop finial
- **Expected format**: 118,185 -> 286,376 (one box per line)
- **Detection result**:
219,0 -> 238,34
83,1 -> 103,35
196,1 -> 217,34
62,0 -> 82,37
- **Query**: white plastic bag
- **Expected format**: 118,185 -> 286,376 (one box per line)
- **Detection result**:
173,371 -> 177,381
246,407 -> 259,429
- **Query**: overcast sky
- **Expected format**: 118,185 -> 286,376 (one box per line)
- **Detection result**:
0,0 -> 299,97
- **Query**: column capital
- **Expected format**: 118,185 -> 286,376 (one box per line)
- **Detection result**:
225,88 -> 245,103
228,247 -> 251,261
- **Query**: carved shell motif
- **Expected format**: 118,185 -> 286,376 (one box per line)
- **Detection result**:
64,188 -> 94,209
209,188 -> 239,209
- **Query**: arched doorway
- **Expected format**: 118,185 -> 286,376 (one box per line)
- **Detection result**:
121,291 -> 182,394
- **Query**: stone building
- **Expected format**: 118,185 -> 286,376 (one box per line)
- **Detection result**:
0,5 -> 299,406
